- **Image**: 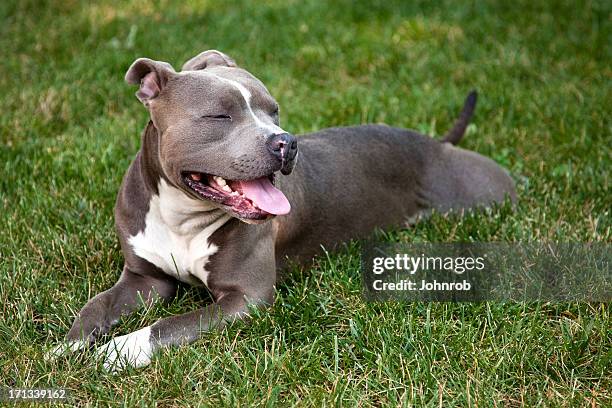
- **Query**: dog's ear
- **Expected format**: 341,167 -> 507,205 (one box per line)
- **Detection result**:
125,58 -> 175,104
181,50 -> 237,71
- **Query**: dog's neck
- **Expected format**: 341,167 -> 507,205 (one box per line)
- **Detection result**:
139,120 -> 165,194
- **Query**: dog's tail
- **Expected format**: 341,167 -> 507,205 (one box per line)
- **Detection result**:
442,90 -> 478,145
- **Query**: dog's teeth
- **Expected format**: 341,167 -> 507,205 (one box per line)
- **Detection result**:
190,173 -> 201,181
213,176 -> 227,186
231,191 -> 239,196
222,185 -> 232,192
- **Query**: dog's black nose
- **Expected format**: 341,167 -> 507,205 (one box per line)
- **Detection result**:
267,133 -> 297,157
267,133 -> 298,174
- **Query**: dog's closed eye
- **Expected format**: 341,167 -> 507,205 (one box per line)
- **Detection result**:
202,114 -> 232,121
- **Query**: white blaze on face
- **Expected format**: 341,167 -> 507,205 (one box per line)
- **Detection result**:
209,73 -> 284,136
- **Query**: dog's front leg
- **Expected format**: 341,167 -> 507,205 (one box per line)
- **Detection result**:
98,286 -> 273,372
49,266 -> 178,358
97,220 -> 277,371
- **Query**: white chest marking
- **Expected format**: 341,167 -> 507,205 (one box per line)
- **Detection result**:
128,180 -> 230,286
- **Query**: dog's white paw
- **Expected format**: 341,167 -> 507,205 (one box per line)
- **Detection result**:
97,326 -> 153,372
45,340 -> 87,361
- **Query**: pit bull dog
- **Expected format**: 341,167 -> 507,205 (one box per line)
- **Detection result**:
50,50 -> 516,370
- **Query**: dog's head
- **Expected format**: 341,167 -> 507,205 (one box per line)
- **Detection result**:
125,50 -> 297,222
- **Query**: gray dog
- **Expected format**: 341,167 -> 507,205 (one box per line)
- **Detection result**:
50,50 -> 515,370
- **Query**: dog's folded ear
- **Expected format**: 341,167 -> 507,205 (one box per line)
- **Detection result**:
181,50 -> 237,71
125,58 -> 176,104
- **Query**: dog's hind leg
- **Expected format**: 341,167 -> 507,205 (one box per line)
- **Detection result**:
424,144 -> 517,213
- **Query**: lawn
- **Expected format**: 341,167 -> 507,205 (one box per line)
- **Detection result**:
0,0 -> 610,406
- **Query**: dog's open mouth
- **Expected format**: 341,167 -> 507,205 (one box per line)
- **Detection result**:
182,172 -> 291,220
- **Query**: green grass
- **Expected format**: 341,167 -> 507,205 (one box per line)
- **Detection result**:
1,0 -> 610,406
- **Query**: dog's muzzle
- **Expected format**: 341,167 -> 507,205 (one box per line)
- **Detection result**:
267,133 -> 298,175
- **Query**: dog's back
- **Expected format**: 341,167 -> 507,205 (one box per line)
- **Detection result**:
274,93 -> 516,266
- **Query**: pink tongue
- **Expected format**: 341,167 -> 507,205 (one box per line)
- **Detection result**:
237,177 -> 291,215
